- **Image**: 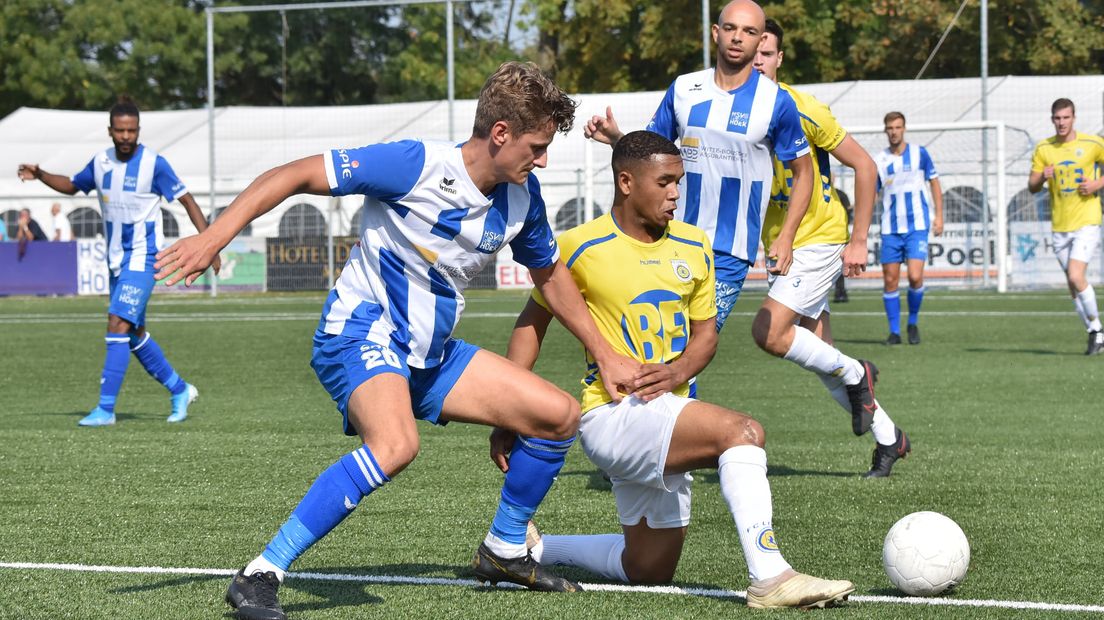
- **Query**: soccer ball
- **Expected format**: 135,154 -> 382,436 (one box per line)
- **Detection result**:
882,511 -> 970,596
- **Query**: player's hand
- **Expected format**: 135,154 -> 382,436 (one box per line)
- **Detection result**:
1042,165 -> 1055,180
1077,178 -> 1099,196
595,350 -> 640,403
841,240 -> 867,278
629,363 -> 681,402
489,427 -> 516,473
766,239 -> 794,275
211,253 -> 223,276
154,233 -> 222,286
932,216 -> 944,236
17,164 -> 39,181
584,106 -> 623,146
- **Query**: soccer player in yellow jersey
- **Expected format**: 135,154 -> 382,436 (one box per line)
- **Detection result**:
1028,98 -> 1104,355
753,19 -> 910,478
494,131 -> 854,609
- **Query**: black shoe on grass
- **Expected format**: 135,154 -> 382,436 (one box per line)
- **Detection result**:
907,324 -> 920,345
885,333 -> 902,345
863,427 -> 911,478
1086,330 -> 1104,356
226,569 -> 286,620
472,543 -> 579,592
845,360 -> 879,436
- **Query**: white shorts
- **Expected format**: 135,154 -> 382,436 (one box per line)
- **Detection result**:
767,243 -> 845,319
1053,225 -> 1101,271
579,393 -> 694,529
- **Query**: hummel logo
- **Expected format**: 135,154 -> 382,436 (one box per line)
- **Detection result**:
344,496 -> 357,510
439,177 -> 457,194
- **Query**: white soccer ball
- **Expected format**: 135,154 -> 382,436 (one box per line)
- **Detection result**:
882,511 -> 970,596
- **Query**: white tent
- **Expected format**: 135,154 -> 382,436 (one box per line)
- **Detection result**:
1,74 -> 1100,237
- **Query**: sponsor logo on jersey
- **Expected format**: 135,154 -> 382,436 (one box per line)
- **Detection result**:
680,137 -> 701,163
336,149 -> 356,179
690,82 -> 703,92
433,260 -> 484,281
640,259 -> 661,266
671,258 -> 692,282
439,177 -> 457,194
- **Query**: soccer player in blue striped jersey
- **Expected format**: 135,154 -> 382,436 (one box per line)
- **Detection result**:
500,131 -> 854,609
156,62 -> 638,620
874,112 -> 944,345
17,97 -> 218,426
585,0 -> 813,335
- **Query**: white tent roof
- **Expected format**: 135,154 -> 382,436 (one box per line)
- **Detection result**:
2,74 -> 1100,233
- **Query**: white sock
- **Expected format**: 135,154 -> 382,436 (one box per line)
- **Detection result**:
1076,286 -> 1102,332
784,326 -> 863,385
483,532 -> 526,559
818,373 -> 851,413
538,534 -> 627,581
244,555 -> 286,582
717,445 -> 792,582
870,401 -> 897,445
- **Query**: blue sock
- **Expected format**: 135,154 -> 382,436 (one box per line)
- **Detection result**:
130,332 -> 186,395
883,291 -> 901,335
490,435 -> 574,544
261,445 -> 390,571
98,335 -> 132,413
907,286 -> 925,326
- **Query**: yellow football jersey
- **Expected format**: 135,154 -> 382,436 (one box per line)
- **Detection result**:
1031,132 -> 1104,232
761,83 -> 850,249
533,214 -> 716,412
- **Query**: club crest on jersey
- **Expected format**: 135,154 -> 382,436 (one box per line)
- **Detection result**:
680,137 -> 700,163
671,259 -> 692,282
439,177 -> 457,194
477,230 -> 504,253
756,528 -> 780,552
730,111 -> 750,129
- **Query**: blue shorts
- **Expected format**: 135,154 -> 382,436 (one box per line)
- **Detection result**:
714,255 -> 752,332
310,332 -> 479,436
108,269 -> 156,327
881,230 -> 929,265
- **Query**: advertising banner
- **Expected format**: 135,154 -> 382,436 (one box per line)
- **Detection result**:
0,241 -> 78,295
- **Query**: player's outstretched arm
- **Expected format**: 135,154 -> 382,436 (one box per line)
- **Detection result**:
583,106 -> 624,148
155,154 -> 330,286
177,192 -> 222,275
530,260 -> 640,402
490,298 -> 558,473
831,136 -> 876,276
17,164 -> 78,195
767,153 -> 813,276
631,317 -> 718,402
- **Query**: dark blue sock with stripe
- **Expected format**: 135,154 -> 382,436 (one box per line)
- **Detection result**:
490,435 -> 574,544
98,335 -> 131,413
261,446 -> 390,571
130,332 -> 186,395
907,286 -> 925,326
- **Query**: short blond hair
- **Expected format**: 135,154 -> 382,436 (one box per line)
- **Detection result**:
472,61 -> 577,138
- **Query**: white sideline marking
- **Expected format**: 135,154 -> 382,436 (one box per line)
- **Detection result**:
1,561 -> 1102,613
0,310 -> 1080,325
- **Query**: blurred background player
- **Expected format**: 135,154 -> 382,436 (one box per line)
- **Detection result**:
17,97 -> 216,425
874,111 -> 943,345
753,19 -> 910,478
155,62 -> 638,620
500,131 -> 854,609
1028,98 -> 1104,355
584,0 -> 813,339
50,202 -> 73,241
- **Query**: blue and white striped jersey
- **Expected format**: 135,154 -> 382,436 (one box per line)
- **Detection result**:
319,139 -> 559,369
874,144 -> 939,234
71,144 -> 187,274
647,68 -> 809,267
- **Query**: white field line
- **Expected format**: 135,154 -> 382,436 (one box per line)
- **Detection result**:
0,310 -> 1082,325
1,561 -> 1102,613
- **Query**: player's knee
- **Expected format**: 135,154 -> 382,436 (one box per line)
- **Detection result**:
368,432 -> 420,474
720,414 -> 765,450
624,557 -> 676,585
751,311 -> 773,352
533,389 -> 580,440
